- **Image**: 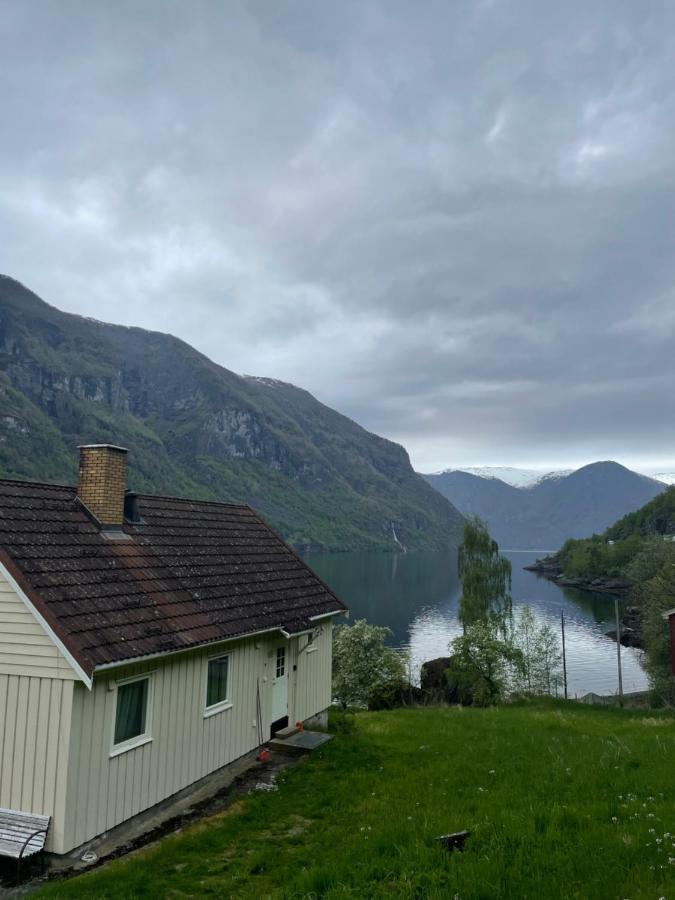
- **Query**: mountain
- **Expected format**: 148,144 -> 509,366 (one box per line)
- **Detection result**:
645,471 -> 675,486
604,485 -> 675,542
422,462 -> 666,550
440,464 -> 675,488
436,466 -> 572,488
534,484 -> 675,616
0,275 -> 464,552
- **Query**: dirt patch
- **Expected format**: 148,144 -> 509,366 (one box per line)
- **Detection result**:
285,815 -> 312,838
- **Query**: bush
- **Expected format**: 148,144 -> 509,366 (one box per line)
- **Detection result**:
446,623 -> 524,706
332,619 -> 408,709
445,608 -> 564,705
632,545 -> 675,705
509,606 -> 563,697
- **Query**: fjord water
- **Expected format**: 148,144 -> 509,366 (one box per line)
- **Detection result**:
303,550 -> 648,697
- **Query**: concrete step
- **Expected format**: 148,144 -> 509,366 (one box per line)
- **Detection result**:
269,731 -> 332,756
273,725 -> 300,741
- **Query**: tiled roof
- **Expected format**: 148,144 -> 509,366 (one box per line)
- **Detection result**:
0,479 -> 346,676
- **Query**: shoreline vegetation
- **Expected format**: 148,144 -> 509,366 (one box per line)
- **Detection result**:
523,486 -> 675,658
523,555 -> 630,597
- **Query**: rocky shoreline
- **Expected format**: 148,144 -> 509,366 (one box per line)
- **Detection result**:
523,557 -> 641,647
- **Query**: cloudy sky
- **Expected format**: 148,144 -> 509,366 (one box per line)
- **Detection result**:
1,1 -> 675,473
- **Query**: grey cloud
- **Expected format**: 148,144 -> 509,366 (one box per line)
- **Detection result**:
1,0 -> 675,471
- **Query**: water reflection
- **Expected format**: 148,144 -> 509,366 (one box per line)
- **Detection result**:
303,549 -> 647,697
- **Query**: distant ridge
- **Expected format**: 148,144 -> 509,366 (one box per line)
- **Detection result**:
431,466 -> 573,489
422,461 -> 666,550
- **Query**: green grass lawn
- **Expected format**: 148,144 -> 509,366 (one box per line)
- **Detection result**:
38,701 -> 675,899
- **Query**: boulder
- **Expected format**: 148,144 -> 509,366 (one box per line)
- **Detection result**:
420,657 -> 452,695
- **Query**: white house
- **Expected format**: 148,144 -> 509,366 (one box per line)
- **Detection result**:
0,444 -> 346,854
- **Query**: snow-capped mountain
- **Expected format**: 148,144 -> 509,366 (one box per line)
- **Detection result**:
431,465 -> 675,489
422,462 -> 667,550
433,466 -> 572,489
644,471 -> 675,485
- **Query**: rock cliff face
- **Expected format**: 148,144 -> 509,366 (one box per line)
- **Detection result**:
0,275 -> 464,551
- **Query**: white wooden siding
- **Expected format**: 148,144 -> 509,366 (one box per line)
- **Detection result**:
62,635 -> 281,852
0,570 -> 77,680
0,618 -> 333,854
0,674 -> 74,852
290,621 -> 333,724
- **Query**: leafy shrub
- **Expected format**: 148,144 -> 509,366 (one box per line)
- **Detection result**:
446,608 -> 564,705
332,619 -> 408,709
509,606 -> 563,697
446,623 -> 524,706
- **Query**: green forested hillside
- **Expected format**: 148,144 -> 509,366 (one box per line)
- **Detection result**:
605,485 -> 675,540
0,275 -> 464,551
557,486 -> 675,579
549,486 -> 675,701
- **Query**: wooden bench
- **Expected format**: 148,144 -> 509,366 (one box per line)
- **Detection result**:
0,807 -> 50,879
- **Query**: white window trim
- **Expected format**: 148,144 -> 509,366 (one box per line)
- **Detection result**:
275,646 -> 286,679
204,699 -> 233,719
110,672 -> 154,758
204,653 -> 232,718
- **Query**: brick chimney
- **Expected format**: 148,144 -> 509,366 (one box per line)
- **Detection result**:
77,444 -> 128,528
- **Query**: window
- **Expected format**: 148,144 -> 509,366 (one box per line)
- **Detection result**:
205,654 -> 230,715
112,675 -> 152,755
276,646 -> 286,678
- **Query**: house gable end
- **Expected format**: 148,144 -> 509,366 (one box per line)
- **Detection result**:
0,563 -> 88,685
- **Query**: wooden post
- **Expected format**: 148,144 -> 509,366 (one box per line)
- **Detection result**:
615,597 -> 623,704
561,610 -> 568,700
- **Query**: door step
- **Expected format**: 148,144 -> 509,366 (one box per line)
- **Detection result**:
274,724 -> 300,741
269,731 -> 332,756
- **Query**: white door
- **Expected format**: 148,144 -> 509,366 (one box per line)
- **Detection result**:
271,644 -> 288,723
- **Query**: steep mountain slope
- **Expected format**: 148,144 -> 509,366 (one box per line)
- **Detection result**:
604,485 -> 675,541
0,275 -> 464,552
423,462 -> 665,550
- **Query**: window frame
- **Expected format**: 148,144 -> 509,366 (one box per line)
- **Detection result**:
275,646 -> 286,678
204,653 -> 232,718
110,672 -> 154,758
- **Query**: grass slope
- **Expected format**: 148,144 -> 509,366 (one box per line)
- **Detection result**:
38,702 -> 675,899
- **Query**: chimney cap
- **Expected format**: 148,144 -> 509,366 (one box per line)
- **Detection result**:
78,443 -> 128,453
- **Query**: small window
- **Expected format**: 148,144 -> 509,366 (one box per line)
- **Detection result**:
112,675 -> 152,754
206,655 -> 230,711
276,646 -> 286,678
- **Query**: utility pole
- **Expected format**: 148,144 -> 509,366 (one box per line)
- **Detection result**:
615,597 -> 623,704
561,609 -> 568,700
